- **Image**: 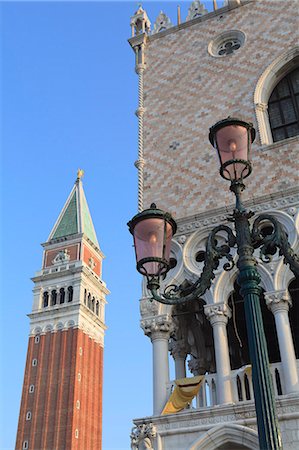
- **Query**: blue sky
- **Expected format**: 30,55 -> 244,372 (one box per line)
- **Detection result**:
1,2 -> 218,449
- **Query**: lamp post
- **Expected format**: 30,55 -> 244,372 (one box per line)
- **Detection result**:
128,117 -> 299,450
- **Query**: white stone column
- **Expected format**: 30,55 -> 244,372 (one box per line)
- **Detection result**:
265,290 -> 299,394
204,303 -> 233,405
141,314 -> 174,415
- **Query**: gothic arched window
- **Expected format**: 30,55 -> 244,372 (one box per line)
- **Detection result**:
84,289 -> 87,305
67,286 -> 73,302
91,297 -> 95,312
268,66 -> 299,142
59,288 -> 65,304
88,293 -> 91,309
43,291 -> 49,307
96,301 -> 99,316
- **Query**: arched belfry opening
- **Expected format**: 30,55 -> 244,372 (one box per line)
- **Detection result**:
227,281 -> 280,370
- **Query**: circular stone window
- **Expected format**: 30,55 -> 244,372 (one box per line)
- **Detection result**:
208,30 -> 245,57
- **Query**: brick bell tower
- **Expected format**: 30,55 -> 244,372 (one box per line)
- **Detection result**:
15,171 -> 108,450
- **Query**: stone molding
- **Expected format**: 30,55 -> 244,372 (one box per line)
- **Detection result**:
174,189 -> 299,238
28,304 -> 106,345
133,393 -> 299,432
204,303 -> 231,325
140,297 -> 161,319
265,290 -> 292,314
130,422 -> 156,450
141,314 -> 174,339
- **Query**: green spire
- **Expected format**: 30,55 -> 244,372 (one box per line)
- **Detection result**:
52,190 -> 78,239
48,173 -> 99,248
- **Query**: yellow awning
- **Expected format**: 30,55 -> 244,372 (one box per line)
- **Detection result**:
161,375 -> 204,415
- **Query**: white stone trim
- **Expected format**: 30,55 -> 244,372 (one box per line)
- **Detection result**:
28,303 -> 106,345
188,423 -> 259,450
254,47 -> 299,145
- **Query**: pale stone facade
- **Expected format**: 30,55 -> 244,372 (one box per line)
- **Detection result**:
129,1 -> 299,449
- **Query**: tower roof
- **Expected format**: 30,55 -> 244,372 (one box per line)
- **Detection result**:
47,171 -> 99,249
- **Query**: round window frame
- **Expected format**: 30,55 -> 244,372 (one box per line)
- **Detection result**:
208,30 -> 246,58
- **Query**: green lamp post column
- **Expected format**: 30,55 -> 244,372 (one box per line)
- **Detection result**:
232,181 -> 282,450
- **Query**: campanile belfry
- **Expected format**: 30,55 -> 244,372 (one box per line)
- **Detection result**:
15,172 -> 108,450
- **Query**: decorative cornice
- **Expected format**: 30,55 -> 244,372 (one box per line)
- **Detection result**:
28,303 -> 106,345
141,314 -> 174,339
128,33 -> 149,50
133,392 -> 299,432
174,189 -> 299,237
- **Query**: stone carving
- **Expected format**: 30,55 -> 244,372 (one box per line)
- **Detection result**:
140,297 -> 160,319
265,289 -> 292,313
288,206 -> 297,216
130,423 -> 156,450
204,303 -> 231,324
169,337 -> 188,360
88,257 -> 96,270
141,314 -> 174,338
186,1 -> 208,21
172,301 -> 215,375
152,11 -> 173,34
178,235 -> 187,244
130,6 -> 151,37
255,102 -> 268,112
175,193 -> 299,237
52,249 -> 70,265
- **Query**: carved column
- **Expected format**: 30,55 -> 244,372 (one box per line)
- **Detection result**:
141,315 -> 174,415
204,303 -> 233,405
265,290 -> 299,394
169,338 -> 188,380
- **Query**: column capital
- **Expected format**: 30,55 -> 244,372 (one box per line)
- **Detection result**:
141,314 -> 174,340
265,289 -> 292,313
204,303 -> 231,325
130,422 -> 156,450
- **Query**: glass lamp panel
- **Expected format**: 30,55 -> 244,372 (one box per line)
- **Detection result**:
216,124 -> 249,180
163,221 -> 173,263
134,218 -> 173,276
216,124 -> 248,162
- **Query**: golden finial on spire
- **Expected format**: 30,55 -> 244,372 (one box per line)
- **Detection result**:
77,168 -> 84,180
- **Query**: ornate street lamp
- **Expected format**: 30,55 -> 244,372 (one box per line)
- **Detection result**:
128,203 -> 177,286
128,117 -> 299,450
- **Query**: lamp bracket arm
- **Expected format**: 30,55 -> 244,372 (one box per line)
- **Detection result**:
251,213 -> 299,276
148,225 -> 236,305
